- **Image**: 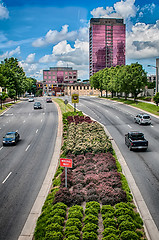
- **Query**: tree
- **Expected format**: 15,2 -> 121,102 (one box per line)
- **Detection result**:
1,57 -> 26,98
8,89 -> 16,101
129,63 -> 147,100
153,92 -> 159,106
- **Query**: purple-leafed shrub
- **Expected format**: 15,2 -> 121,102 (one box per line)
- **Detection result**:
53,188 -> 72,206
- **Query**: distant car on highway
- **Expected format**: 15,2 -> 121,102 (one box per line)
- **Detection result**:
3,131 -> 20,146
34,102 -> 42,109
46,97 -> 52,103
28,98 -> 34,102
134,113 -> 151,125
125,131 -> 148,151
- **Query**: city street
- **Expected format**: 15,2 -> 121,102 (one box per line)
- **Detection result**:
0,97 -> 58,240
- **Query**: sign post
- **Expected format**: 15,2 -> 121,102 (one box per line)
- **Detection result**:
71,94 -> 79,112
60,158 -> 73,188
64,99 -> 68,113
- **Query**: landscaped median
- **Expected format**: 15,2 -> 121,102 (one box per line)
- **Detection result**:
34,100 -> 147,240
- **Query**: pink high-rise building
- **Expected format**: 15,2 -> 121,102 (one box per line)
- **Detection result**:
89,18 -> 126,76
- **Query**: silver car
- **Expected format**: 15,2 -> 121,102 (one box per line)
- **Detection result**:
134,113 -> 151,125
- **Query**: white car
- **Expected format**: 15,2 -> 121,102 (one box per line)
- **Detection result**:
28,98 -> 34,102
134,113 -> 151,125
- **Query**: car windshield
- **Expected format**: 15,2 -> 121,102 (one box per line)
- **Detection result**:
131,134 -> 144,140
143,116 -> 150,119
5,133 -> 15,138
35,102 -> 40,105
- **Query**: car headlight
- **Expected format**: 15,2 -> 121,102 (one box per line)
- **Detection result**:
11,140 -> 15,142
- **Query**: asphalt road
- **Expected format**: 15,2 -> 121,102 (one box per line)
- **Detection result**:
69,96 -> 159,230
0,97 -> 58,240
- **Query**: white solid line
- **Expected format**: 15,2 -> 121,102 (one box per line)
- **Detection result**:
25,145 -> 30,151
36,129 -> 38,133
2,172 -> 12,184
128,124 -> 132,128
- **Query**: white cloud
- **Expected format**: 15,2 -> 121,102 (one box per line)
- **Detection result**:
0,2 -> 9,19
127,21 -> 159,59
32,25 -> 77,47
39,39 -> 89,79
0,46 -> 20,60
90,0 -> 137,20
26,53 -> 36,63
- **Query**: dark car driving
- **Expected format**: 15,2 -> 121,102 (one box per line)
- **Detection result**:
125,131 -> 148,151
34,102 -> 42,109
3,131 -> 20,146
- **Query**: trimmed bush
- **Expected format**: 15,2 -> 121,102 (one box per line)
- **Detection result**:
101,205 -> 115,215
68,210 -> 83,221
68,205 -> 83,214
102,233 -> 120,240
66,218 -> 82,230
45,231 -> 63,240
45,223 -> 63,233
50,208 -> 66,218
52,202 -> 67,211
119,221 -> 136,232
64,226 -> 80,238
120,230 -> 140,240
102,226 -> 119,237
85,207 -> 99,217
46,216 -> 64,226
103,218 -> 117,228
64,235 -> 80,240
117,214 -> 134,225
82,231 -> 98,240
82,223 -> 98,234
83,214 -> 98,225
85,201 -> 100,213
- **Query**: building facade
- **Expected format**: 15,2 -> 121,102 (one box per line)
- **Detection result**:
64,82 -> 101,96
89,18 -> 126,76
43,67 -> 77,95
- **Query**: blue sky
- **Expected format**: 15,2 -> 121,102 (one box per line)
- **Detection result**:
1,0 -> 159,80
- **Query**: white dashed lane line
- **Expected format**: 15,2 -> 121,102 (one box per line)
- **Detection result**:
128,125 -> 132,128
36,129 -> 38,133
0,146 -> 3,151
25,145 -> 30,152
2,172 -> 12,184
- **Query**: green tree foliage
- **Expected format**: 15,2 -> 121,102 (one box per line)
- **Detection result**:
153,92 -> 159,106
0,57 -> 38,97
90,63 -> 147,100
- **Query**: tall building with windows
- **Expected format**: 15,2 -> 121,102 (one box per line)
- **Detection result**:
43,67 -> 77,96
89,18 -> 126,76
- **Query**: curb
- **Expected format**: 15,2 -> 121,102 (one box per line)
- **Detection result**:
18,101 -> 63,240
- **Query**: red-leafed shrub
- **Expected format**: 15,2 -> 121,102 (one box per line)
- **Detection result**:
53,188 -> 72,206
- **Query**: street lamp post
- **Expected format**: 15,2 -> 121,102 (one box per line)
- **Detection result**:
147,65 -> 158,94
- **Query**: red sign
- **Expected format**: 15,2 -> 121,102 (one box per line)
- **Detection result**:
60,158 -> 73,168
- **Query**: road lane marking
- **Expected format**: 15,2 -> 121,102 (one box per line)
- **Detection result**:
0,146 -> 3,150
128,125 -> 132,128
2,172 -> 12,184
41,119 -> 43,122
23,120 -> 26,123
36,129 -> 38,133
25,145 -> 30,151
116,116 -> 119,119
